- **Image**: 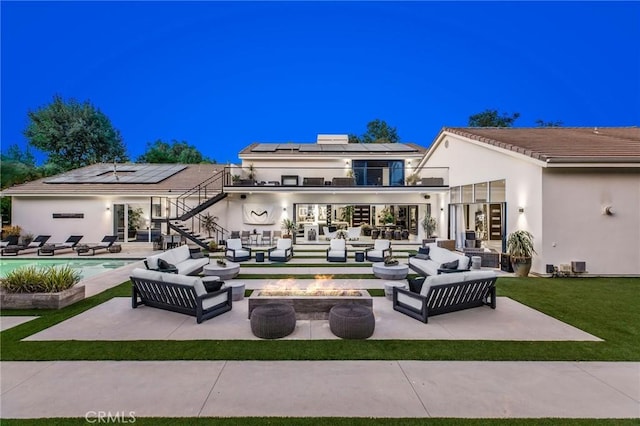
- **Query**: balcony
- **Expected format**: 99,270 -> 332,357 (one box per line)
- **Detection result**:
222,166 -> 448,190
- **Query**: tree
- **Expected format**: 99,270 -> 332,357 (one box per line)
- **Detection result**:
535,119 -> 563,127
468,109 -> 520,127
24,95 -> 128,171
0,145 -> 41,189
349,119 -> 400,143
137,139 -> 215,164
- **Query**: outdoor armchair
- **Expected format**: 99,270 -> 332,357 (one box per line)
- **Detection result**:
225,238 -> 251,262
365,239 -> 392,262
326,238 -> 348,262
323,226 -> 337,240
268,238 -> 293,262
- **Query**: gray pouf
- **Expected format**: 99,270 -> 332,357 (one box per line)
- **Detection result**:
329,303 -> 375,339
250,303 -> 296,339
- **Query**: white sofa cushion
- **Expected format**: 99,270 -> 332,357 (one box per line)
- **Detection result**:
276,239 -> 292,250
203,292 -> 231,310
131,267 -> 165,282
175,258 -> 209,275
227,238 -> 242,250
374,239 -> 390,251
172,245 -> 191,263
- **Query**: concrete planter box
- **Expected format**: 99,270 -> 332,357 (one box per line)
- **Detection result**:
0,285 -> 85,310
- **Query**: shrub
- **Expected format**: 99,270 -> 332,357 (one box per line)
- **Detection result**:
1,265 -> 81,293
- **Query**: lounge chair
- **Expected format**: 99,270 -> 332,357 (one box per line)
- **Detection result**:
326,238 -> 347,262
1,235 -> 51,256
268,238 -> 293,262
225,238 -> 251,262
38,235 -> 83,256
76,235 -> 118,256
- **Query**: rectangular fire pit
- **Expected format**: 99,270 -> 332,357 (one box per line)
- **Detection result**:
248,289 -> 372,320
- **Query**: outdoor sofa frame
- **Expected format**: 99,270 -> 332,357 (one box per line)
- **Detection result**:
392,275 -> 497,323
131,276 -> 232,324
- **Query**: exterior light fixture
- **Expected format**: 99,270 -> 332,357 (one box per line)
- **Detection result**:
518,207 -> 525,213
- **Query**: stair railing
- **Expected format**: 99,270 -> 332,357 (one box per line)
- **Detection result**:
173,169 -> 225,219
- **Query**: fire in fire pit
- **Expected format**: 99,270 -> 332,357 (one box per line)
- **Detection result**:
248,276 -> 372,320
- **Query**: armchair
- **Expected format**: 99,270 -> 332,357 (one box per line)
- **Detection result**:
323,226 -> 337,240
225,238 -> 252,262
365,239 -> 392,262
326,238 -> 347,262
268,238 -> 293,262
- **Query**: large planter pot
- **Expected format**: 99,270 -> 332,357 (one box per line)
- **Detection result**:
0,285 -> 85,310
511,257 -> 532,277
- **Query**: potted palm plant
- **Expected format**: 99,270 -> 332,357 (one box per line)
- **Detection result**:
506,230 -> 536,277
281,218 -> 296,239
200,212 -> 219,238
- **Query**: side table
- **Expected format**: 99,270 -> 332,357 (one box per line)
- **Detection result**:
355,251 -> 365,262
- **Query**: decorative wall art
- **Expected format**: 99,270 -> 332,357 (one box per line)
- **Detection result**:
242,203 -> 278,225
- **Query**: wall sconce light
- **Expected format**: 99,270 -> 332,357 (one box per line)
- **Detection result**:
283,207 -> 287,212
603,205 -> 614,216
106,206 -> 110,211
345,160 -> 350,165
518,207 -> 525,213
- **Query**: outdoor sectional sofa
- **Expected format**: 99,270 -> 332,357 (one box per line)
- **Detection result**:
144,244 -> 210,275
393,270 -> 497,323
408,243 -> 470,276
130,268 -> 232,323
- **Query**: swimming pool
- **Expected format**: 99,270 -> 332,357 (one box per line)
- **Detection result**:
0,258 -> 139,280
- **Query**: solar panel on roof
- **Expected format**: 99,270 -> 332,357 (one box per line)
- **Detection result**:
299,145 -> 322,151
251,145 -> 277,152
44,164 -> 187,184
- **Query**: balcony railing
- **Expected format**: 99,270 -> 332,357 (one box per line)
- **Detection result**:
222,166 -> 448,188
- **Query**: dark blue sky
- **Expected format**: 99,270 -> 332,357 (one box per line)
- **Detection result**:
2,1 -> 638,164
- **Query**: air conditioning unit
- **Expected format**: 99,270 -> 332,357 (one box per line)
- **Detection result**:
572,261 -> 586,273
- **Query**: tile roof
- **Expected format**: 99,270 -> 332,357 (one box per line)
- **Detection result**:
2,163 -> 224,195
443,127 -> 640,164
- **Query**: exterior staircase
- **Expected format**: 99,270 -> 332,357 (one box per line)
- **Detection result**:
165,170 -> 230,249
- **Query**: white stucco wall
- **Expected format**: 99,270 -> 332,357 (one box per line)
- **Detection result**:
12,197 -> 116,243
542,169 -> 640,275
425,134 -> 544,273
425,133 -> 640,276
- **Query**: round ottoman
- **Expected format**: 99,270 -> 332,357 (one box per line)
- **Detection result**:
250,303 -> 296,339
329,304 -> 375,339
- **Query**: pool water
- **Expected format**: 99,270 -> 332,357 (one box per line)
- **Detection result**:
0,258 -> 138,280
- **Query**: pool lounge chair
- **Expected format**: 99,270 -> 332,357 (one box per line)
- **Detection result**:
76,235 -> 118,256
38,235 -> 83,256
1,235 -> 51,256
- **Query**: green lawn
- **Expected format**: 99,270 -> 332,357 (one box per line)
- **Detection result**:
1,277 -> 638,362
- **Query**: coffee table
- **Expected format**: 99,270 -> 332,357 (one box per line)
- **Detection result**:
203,261 -> 240,280
372,262 -> 409,280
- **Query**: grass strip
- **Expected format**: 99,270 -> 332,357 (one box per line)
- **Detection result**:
1,277 -> 638,362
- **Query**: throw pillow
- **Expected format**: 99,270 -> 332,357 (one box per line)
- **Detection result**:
441,259 -> 459,270
418,246 -> 430,255
157,258 -> 176,270
190,251 -> 204,259
204,280 -> 224,292
415,253 -> 430,260
408,276 -> 425,293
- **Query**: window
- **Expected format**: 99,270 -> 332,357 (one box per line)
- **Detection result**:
489,180 -> 506,202
474,182 -> 488,202
462,185 -> 473,203
352,160 -> 405,186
